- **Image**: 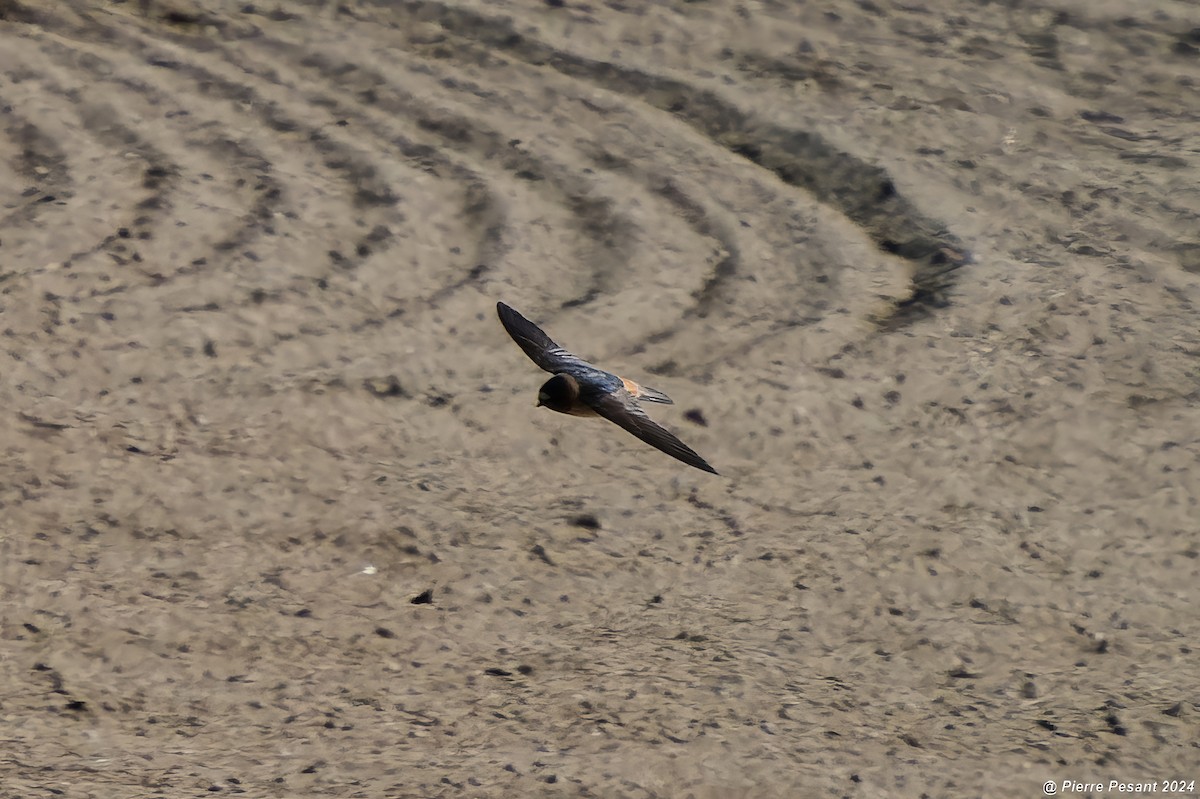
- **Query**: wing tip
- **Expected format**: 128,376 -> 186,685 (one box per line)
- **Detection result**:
497,300 -> 530,335
675,440 -> 719,475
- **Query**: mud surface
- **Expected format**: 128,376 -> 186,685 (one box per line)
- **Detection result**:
1,1 -> 1198,796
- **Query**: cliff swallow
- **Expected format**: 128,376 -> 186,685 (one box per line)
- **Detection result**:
497,301 -> 718,474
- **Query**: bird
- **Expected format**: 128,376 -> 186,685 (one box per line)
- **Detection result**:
497,301 -> 718,474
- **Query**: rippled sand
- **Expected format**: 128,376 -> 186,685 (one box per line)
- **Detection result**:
2,1 -> 1198,796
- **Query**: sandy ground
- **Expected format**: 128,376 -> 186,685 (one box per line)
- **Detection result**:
1,0 -> 1198,796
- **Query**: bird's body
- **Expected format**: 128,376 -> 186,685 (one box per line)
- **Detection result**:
497,301 -> 718,475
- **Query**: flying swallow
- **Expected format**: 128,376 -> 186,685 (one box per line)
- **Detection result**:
497,301 -> 718,474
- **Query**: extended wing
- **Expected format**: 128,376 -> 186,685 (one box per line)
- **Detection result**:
589,389 -> 718,475
497,302 -> 594,374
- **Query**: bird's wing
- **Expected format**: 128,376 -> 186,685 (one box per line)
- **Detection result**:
588,388 -> 718,475
497,302 -> 594,374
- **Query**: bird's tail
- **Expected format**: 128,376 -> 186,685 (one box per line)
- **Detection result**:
621,376 -> 673,404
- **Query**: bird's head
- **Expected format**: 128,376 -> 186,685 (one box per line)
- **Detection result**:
537,373 -> 579,414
